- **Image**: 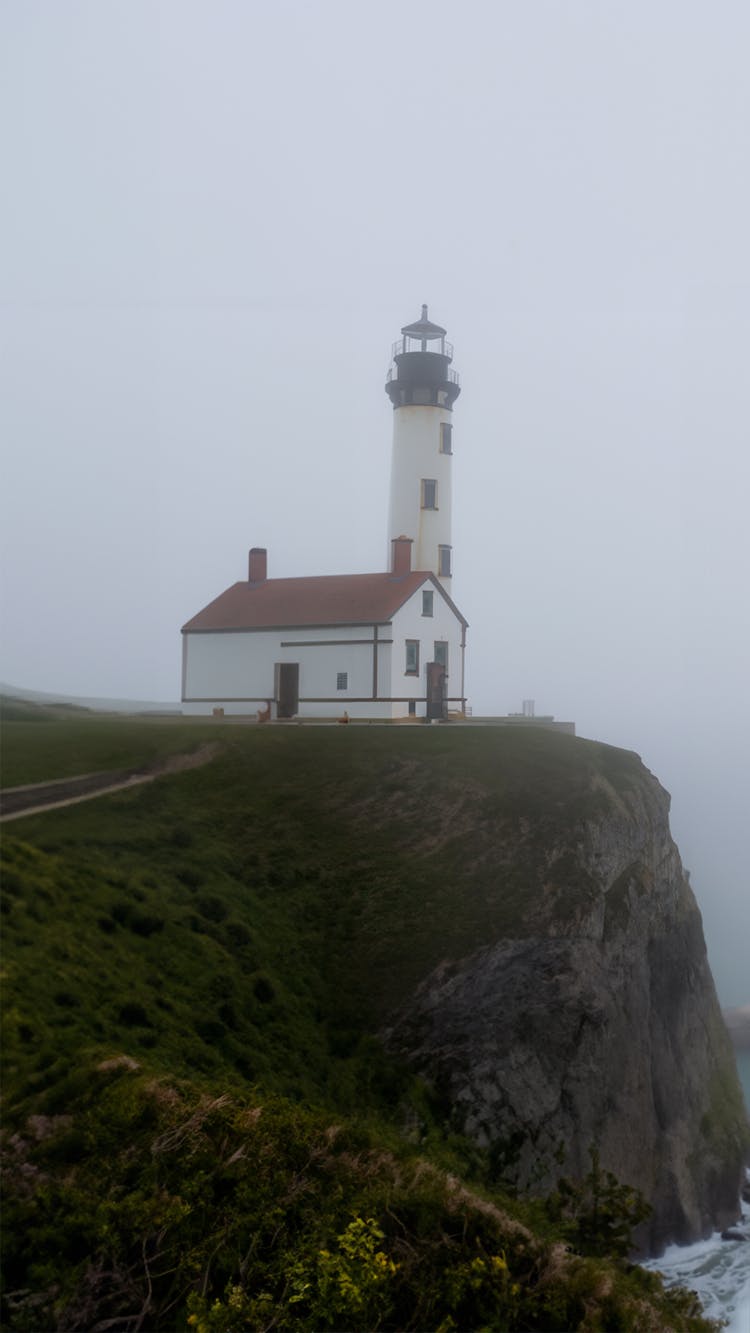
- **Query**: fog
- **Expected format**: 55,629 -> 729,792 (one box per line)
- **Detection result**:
2,2 -> 748,1004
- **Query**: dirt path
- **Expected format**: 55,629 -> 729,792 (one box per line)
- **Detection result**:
0,744 -> 222,823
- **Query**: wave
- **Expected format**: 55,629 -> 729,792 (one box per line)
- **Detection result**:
642,1184 -> 749,1332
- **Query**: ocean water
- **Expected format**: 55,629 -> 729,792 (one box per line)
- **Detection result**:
643,1057 -> 750,1333
643,1194 -> 749,1333
737,1051 -> 750,1115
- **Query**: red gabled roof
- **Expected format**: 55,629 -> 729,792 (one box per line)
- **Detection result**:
182,571 -> 468,632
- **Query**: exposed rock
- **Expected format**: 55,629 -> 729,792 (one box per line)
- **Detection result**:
383,753 -> 749,1255
96,1055 -> 141,1074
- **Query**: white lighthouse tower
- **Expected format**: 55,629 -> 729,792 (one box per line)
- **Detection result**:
385,305 -> 460,588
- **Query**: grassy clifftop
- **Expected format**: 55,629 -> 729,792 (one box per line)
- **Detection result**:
0,719 -> 721,1331
2,724 -> 647,1097
0,709 -> 212,786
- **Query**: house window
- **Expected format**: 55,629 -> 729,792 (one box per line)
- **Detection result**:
434,641 -> 448,673
440,422 -> 453,454
336,672 -> 348,690
421,478 -> 437,509
422,590 -> 434,616
405,640 -> 419,675
438,544 -> 452,576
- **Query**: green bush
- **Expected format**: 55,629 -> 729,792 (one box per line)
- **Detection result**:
116,1002 -> 152,1028
546,1148 -> 652,1259
2,1074 -> 720,1333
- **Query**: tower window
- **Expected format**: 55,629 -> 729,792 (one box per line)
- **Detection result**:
422,590 -> 434,616
421,478 -> 437,509
405,640 -> 419,675
336,672 -> 348,690
438,545 -> 452,577
440,423 -> 453,454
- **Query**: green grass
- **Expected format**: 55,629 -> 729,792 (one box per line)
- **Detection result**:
0,714 -> 218,786
1,723 -> 649,1094
0,718 -> 721,1331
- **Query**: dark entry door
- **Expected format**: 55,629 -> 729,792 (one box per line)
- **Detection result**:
276,663 -> 299,719
425,662 -> 447,721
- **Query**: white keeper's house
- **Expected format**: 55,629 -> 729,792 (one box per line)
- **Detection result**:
181,307 -> 468,721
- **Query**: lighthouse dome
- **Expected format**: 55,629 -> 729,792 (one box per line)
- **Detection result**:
385,305 -> 460,409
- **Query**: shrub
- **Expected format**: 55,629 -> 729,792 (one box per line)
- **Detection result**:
546,1147 -> 652,1259
128,912 -> 164,937
178,866 -> 204,889
195,1018 -> 226,1044
116,1003 -> 152,1028
197,895 -> 228,923
225,919 -> 251,948
253,975 -> 275,1004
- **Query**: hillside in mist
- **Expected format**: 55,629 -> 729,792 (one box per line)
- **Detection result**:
2,717 -> 747,1331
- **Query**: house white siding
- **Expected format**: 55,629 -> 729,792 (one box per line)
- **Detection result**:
184,624 -> 397,718
182,581 -> 465,720
389,587 -> 464,718
183,630 -> 279,712
277,624 -> 385,719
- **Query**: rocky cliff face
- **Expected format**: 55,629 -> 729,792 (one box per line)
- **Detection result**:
383,756 -> 749,1254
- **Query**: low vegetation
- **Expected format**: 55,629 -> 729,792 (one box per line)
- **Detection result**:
0,716 -> 720,1330
0,707 -> 212,787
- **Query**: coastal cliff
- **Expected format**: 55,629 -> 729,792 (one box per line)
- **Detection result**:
3,719 -> 748,1327
382,747 -> 748,1254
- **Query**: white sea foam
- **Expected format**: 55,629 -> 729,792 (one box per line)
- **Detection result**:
643,1189 -> 750,1331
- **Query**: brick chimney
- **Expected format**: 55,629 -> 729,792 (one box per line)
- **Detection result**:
248,547 -> 267,583
391,535 -> 413,576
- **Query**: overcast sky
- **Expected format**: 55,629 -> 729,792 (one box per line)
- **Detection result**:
1,1 -> 748,1005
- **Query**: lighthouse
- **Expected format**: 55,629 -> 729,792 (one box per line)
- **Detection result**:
182,305 -> 469,721
385,306 -> 461,588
